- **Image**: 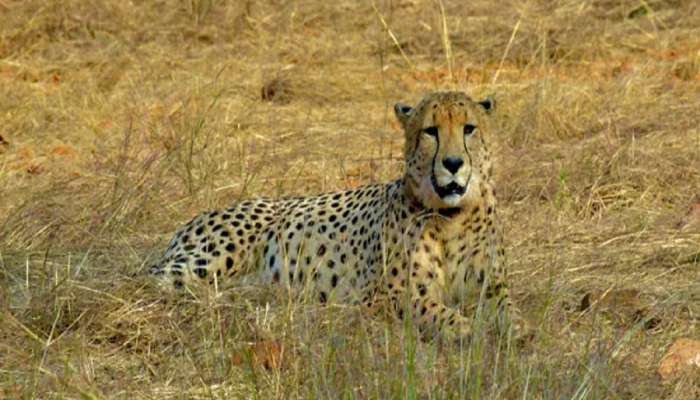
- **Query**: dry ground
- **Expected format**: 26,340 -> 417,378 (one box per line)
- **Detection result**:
1,0 -> 699,398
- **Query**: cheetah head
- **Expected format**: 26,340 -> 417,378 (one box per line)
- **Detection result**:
395,91 -> 495,210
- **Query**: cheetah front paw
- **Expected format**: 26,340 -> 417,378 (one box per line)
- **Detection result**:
439,316 -> 473,344
507,313 -> 534,344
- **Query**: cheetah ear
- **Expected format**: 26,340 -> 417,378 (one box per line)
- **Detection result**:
394,103 -> 414,128
477,97 -> 495,114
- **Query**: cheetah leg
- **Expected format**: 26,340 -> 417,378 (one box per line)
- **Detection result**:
469,221 -> 529,341
386,242 -> 474,340
387,284 -> 473,340
477,264 -> 528,341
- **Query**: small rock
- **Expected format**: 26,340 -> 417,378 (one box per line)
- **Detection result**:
0,133 -> 8,153
261,78 -> 293,104
658,338 -> 700,381
677,201 -> 700,230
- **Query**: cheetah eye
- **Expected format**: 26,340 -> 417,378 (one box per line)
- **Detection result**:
422,126 -> 438,138
463,124 -> 476,136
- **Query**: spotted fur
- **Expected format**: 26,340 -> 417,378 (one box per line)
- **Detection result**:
150,91 -> 524,340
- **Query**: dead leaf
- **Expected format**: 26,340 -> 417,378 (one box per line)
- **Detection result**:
658,338 -> 700,381
26,163 -> 43,175
51,145 -> 77,158
231,340 -> 286,370
579,289 -> 659,329
579,288 -> 642,312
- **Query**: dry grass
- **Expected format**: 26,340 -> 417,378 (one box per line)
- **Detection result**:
1,0 -> 699,398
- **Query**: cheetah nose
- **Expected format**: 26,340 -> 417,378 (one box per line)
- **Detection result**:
442,157 -> 464,174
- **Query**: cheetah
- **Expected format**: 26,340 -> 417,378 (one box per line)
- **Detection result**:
150,91 -> 524,340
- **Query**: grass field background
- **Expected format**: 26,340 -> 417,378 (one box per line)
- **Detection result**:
1,0 -> 699,398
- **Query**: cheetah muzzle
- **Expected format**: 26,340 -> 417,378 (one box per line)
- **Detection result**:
431,179 -> 466,200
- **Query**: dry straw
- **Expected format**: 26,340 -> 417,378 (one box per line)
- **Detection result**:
1,0 -> 698,398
